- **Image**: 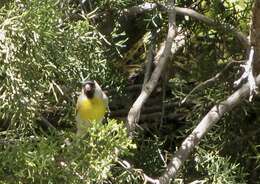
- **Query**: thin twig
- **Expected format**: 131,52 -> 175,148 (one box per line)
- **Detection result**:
123,3 -> 249,48
117,159 -> 159,184
182,60 -> 246,104
173,7 -> 249,48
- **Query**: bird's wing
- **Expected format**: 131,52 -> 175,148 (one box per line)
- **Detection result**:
75,94 -> 83,115
94,80 -> 109,112
102,90 -> 109,112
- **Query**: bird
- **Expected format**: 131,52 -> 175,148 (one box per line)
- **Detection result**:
75,80 -> 108,136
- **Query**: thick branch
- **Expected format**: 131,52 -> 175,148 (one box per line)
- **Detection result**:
251,0 -> 260,74
143,31 -> 155,88
234,47 -> 257,101
127,3 -> 177,135
158,74 -> 260,184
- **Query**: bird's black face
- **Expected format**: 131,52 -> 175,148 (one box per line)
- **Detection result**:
83,81 -> 95,98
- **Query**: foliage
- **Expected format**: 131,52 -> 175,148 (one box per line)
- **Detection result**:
0,0 -> 125,130
189,148 -> 247,184
164,1 -> 258,182
0,120 -> 137,183
0,0 -> 259,183
83,0 -> 142,10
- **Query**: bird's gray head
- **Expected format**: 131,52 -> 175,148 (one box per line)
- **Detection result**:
82,80 -> 95,98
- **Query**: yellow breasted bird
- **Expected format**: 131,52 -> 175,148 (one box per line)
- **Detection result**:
76,80 -> 108,136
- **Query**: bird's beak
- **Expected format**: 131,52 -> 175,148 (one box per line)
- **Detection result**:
84,84 -> 92,91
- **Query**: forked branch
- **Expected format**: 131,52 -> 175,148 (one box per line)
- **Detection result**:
127,1 -> 177,135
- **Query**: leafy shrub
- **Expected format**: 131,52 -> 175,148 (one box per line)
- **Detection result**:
0,0 -> 124,130
0,120 -> 136,183
193,148 -> 248,184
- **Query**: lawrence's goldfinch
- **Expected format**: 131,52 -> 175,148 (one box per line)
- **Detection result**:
76,80 -> 108,136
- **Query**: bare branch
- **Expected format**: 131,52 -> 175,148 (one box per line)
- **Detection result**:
234,47 -> 257,101
117,159 -> 160,184
127,2 -> 177,135
233,1 -> 260,101
122,2 -> 158,16
188,180 -> 207,184
123,3 -> 249,48
143,31 -> 156,88
143,173 -> 160,184
158,74 -> 260,184
173,7 -> 249,48
182,60 -> 245,104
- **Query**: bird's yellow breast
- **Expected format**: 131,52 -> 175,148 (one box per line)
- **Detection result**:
77,97 -> 106,122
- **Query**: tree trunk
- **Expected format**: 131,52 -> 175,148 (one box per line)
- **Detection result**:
251,0 -> 260,74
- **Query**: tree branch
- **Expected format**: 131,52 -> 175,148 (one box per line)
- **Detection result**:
182,60 -> 245,104
174,7 -> 249,48
123,3 -> 249,48
143,31 -> 156,88
251,0 -> 260,74
127,2 -> 177,135
233,0 -> 260,101
157,74 -> 260,184
234,47 -> 257,101
122,2 -> 158,16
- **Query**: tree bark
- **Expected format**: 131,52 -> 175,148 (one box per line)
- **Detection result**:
251,0 -> 260,74
127,2 -> 177,135
123,3 -> 249,48
158,74 -> 260,184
